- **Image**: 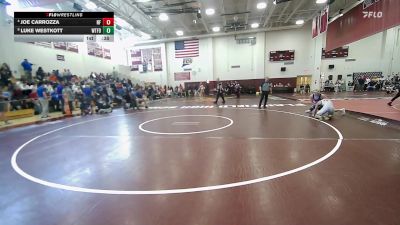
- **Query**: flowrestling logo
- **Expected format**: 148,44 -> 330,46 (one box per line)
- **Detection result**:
362,0 -> 382,19
363,11 -> 383,19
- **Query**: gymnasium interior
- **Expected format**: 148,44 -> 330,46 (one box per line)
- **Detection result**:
0,0 -> 399,225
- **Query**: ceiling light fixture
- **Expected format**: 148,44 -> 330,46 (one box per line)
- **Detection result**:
316,0 -> 328,4
85,2 -> 97,10
251,23 -> 259,28
205,8 -> 215,15
212,26 -> 220,32
159,13 -> 169,21
295,19 -> 304,25
257,2 -> 267,9
176,30 -> 184,36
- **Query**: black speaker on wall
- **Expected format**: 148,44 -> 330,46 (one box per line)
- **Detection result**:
281,67 -> 286,72
329,64 -> 335,69
328,75 -> 333,80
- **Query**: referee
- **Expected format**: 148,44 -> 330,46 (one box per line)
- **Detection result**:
259,78 -> 271,109
214,80 -> 226,104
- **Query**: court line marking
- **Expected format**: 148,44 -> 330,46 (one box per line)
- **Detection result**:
172,122 -> 201,126
11,108 -> 343,195
353,112 -> 399,114
391,104 -> 400,111
139,115 -> 233,135
41,136 -> 399,141
54,135 -> 400,141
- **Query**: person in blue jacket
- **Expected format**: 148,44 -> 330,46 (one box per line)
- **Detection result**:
56,81 -> 64,113
21,59 -> 33,82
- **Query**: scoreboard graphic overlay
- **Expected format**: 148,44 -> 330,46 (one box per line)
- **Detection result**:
14,12 -> 114,42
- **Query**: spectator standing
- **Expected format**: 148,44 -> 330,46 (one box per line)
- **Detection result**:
21,59 -> 33,82
205,83 -> 210,96
0,63 -> 13,87
305,83 -> 310,94
235,82 -> 241,98
82,84 -> 94,113
63,83 -> 75,112
36,67 -> 45,81
50,89 -> 59,112
334,80 -> 340,93
299,83 -> 305,94
65,69 -> 72,82
56,81 -> 64,113
358,76 -> 365,92
106,84 -> 114,102
0,87 -> 11,125
199,83 -> 205,97
178,84 -> 184,98
37,82 -> 49,119
365,77 -> 371,91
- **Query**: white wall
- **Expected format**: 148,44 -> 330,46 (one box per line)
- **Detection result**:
265,24 -> 314,78
392,27 -> 400,74
165,38 -> 214,86
213,32 -> 265,80
130,26 -> 316,86
128,23 -> 400,87
128,38 -> 214,86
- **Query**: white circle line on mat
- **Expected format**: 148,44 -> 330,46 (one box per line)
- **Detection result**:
11,109 -> 343,195
138,115 -> 234,135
